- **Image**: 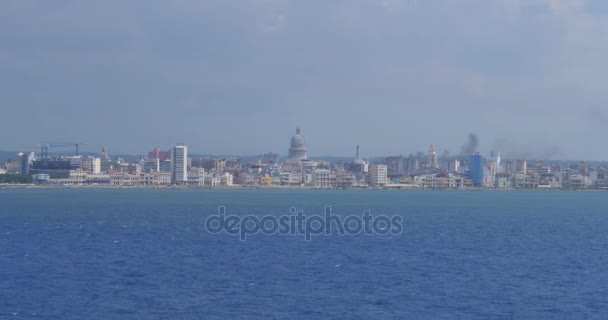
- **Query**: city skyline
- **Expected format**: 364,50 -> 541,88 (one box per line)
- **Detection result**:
1,129 -> 605,162
2,127 -> 606,189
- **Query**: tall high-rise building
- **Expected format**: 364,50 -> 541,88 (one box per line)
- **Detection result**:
447,159 -> 460,173
495,152 -> 503,173
101,146 -> 109,160
288,128 -> 308,161
515,160 -> 527,174
406,155 -> 420,174
18,152 -> 33,175
469,153 -> 485,187
385,156 -> 404,177
486,160 -> 497,187
171,144 -> 188,184
428,144 -> 438,169
369,164 -> 388,186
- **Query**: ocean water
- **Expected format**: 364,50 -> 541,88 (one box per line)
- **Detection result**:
1,189 -> 608,319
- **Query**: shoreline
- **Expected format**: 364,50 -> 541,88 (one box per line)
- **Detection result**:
0,184 -> 606,191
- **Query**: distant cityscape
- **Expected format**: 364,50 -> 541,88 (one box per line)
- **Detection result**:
1,128 -> 607,190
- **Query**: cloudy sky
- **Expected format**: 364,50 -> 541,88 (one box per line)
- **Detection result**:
1,0 -> 608,159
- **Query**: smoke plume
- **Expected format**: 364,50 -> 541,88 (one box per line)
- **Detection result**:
460,133 -> 479,157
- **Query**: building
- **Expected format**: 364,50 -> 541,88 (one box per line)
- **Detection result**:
428,144 -> 438,169
186,169 -> 205,186
81,156 -> 101,174
215,159 -> 226,173
288,128 -> 308,161
259,176 -> 273,186
142,158 -> 160,173
204,173 -> 221,186
171,144 -> 188,184
447,159 -> 460,173
385,156 -> 404,178
31,157 -> 81,178
148,148 -> 171,161
110,173 -> 140,186
220,172 -> 234,186
469,153 -> 484,187
160,159 -> 172,172
192,158 -> 217,171
18,152 -> 34,175
101,146 -> 109,160
311,169 -> 331,187
281,171 -> 303,186
486,154 -> 499,188
494,173 -> 511,188
515,160 -> 527,174
567,174 -> 591,189
369,164 -> 388,187
416,173 -> 459,189
514,173 -> 539,189
85,174 -> 112,185
406,155 -> 420,174
334,170 -> 355,188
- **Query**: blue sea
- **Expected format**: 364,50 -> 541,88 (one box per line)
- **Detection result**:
1,189 -> 608,319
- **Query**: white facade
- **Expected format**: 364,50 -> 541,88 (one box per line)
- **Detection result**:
187,170 -> 205,186
220,172 -> 233,186
369,164 -> 388,186
447,159 -> 460,173
311,169 -> 331,187
81,157 -> 101,174
281,171 -> 303,186
171,145 -> 188,184
204,173 -> 221,186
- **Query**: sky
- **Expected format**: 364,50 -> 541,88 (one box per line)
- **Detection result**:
1,0 -> 608,160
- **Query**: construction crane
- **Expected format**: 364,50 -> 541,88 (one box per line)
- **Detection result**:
36,142 -> 88,172
37,142 -> 87,156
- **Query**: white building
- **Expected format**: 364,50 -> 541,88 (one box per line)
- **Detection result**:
83,157 -> 101,174
369,164 -> 388,187
447,159 -> 460,173
204,173 -> 221,186
187,169 -> 205,186
220,172 -> 233,186
515,160 -> 527,174
281,171 -> 303,186
311,169 -> 331,187
81,156 -> 101,174
171,144 -> 188,184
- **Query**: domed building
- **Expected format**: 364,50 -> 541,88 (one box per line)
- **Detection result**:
288,128 -> 308,161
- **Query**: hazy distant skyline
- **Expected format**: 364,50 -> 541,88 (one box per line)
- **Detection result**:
2,0 -> 608,159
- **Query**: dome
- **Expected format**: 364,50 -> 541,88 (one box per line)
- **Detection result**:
290,129 -> 306,148
288,128 -> 308,161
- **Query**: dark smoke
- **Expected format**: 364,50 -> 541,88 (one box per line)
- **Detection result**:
460,133 -> 479,157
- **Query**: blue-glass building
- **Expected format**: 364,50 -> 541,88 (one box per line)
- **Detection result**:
469,153 -> 484,187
